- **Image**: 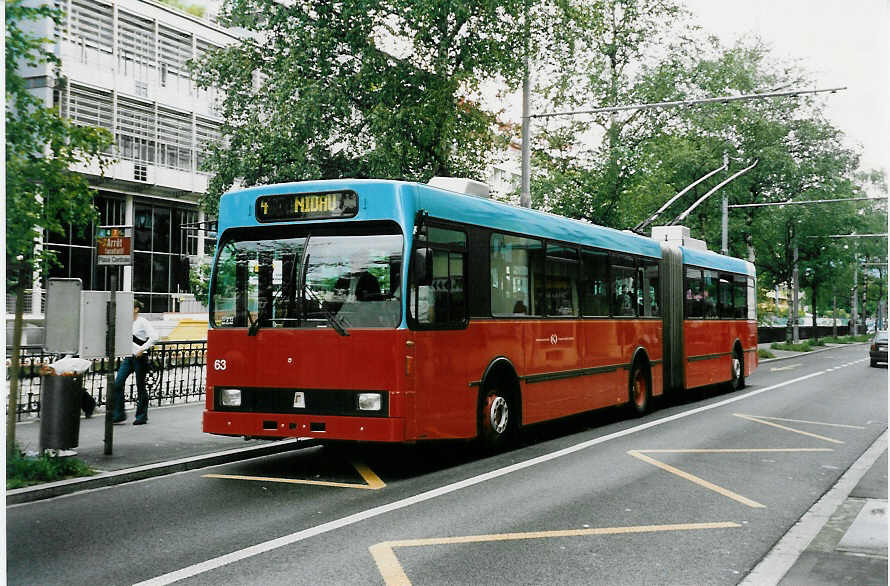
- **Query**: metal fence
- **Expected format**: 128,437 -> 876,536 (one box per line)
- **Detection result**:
6,340 -> 207,420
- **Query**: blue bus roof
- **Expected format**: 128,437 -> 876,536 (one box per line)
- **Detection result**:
219,179 -> 665,259
681,246 -> 755,276
220,178 -> 757,275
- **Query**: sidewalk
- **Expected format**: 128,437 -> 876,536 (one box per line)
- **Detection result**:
8,402 -> 311,504
8,343 -> 886,585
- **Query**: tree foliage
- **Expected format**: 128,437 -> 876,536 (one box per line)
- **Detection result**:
193,0 -> 530,216
6,0 -> 113,457
6,0 -> 113,285
528,0 -> 885,319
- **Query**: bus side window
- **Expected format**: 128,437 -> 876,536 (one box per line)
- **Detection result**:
611,254 -> 636,317
581,250 -> 609,316
718,273 -> 734,318
747,276 -> 756,321
641,261 -> 660,317
545,244 -> 579,316
734,274 -> 748,319
490,233 -> 542,317
703,269 -> 719,319
685,267 -> 702,319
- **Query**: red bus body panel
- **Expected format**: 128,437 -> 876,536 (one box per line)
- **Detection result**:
204,318 -> 665,442
203,328 -> 413,442
683,320 -> 758,389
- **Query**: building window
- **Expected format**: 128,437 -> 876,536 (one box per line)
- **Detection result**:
117,11 -> 155,77
195,117 -> 222,173
134,201 -> 196,312
42,194 -> 125,291
117,97 -> 156,164
159,25 -> 192,90
158,107 -> 193,171
65,0 -> 114,54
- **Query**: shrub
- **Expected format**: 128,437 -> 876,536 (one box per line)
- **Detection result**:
6,448 -> 95,489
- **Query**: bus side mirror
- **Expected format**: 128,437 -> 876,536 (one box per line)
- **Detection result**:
413,247 -> 432,286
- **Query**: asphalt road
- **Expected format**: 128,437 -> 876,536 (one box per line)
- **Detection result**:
7,344 -> 886,585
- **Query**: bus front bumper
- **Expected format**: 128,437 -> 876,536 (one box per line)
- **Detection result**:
203,410 -> 407,442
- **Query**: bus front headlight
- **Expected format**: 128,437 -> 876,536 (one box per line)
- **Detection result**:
357,393 -> 382,411
219,388 -> 242,407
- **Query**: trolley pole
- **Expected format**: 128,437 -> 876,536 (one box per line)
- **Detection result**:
104,274 -> 116,455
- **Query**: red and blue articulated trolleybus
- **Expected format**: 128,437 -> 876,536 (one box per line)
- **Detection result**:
203,178 -> 757,449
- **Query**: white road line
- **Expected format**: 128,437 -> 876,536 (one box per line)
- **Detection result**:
136,367 -> 842,585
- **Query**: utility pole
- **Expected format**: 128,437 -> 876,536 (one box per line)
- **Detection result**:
792,243 -> 800,343
519,0 -> 531,208
832,295 -> 837,338
852,257 -> 858,336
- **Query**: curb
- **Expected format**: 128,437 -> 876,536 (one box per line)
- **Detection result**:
7,437 -> 319,506
740,430 -> 888,585
758,342 -> 868,364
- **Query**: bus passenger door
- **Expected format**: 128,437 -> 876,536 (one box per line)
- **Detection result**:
409,224 -> 475,439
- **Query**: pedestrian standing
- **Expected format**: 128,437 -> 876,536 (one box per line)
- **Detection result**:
112,299 -> 158,425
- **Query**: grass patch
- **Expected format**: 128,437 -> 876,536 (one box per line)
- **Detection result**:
823,334 -> 873,344
6,448 -> 95,489
770,341 -> 815,352
758,348 -> 776,359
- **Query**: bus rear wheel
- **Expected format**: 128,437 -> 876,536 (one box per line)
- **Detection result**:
730,349 -> 745,391
479,387 -> 513,451
628,363 -> 651,417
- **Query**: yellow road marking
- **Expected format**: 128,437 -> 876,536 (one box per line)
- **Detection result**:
770,363 -> 802,372
203,460 -> 385,490
370,521 -> 741,586
734,415 -> 866,430
733,413 -> 845,444
628,450 -> 767,508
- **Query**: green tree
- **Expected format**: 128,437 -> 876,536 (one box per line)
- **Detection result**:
192,0 -> 529,216
529,0 -> 698,227
6,0 -> 113,456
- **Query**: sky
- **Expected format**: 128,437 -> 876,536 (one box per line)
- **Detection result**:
196,0 -> 889,179
683,0 -> 889,179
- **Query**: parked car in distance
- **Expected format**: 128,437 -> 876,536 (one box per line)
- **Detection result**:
869,331 -> 887,367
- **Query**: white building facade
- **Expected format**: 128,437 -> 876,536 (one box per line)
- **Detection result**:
21,0 -> 237,313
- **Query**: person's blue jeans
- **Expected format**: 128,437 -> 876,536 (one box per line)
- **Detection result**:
112,355 -> 149,422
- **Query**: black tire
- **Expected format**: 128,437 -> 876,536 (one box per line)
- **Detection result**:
478,385 -> 514,452
628,362 -> 651,417
730,348 -> 745,391
870,359 -> 877,368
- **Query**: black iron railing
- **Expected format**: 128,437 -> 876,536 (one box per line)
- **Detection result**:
6,340 -> 207,420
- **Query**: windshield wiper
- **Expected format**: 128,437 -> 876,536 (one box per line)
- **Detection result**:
302,277 -> 350,336
297,235 -> 349,337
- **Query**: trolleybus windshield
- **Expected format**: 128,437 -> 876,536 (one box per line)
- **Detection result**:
211,227 -> 403,331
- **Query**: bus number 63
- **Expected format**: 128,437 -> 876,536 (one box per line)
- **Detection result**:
214,359 -> 227,371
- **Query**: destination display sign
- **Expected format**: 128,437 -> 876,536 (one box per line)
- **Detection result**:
256,190 -> 359,222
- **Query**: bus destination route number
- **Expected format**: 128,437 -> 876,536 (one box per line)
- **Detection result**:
255,190 -> 359,222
